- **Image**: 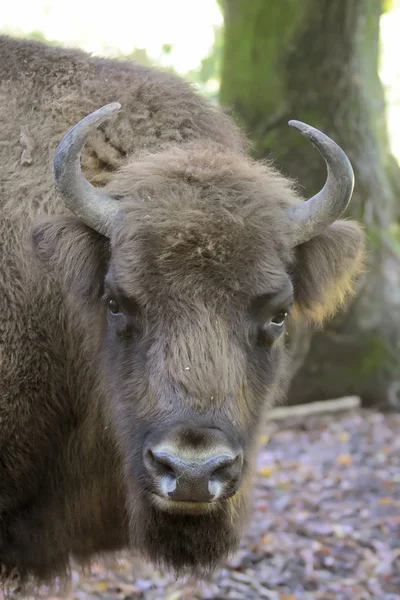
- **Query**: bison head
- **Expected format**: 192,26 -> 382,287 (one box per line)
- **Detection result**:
32,104 -> 364,574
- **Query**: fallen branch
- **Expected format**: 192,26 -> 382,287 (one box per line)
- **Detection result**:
266,396 -> 361,421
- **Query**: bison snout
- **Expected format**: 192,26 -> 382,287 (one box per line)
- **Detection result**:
144,433 -> 243,503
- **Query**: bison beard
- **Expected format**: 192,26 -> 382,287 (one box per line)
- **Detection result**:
132,500 -> 242,575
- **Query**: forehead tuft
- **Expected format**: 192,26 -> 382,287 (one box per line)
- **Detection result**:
107,143 -> 296,304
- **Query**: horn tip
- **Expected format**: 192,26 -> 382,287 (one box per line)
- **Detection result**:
94,102 -> 121,120
288,119 -> 307,132
103,102 -> 122,115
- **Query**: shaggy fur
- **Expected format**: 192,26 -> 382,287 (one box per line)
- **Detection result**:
0,35 -> 365,591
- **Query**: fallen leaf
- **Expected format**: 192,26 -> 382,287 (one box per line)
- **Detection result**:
259,434 -> 270,445
166,592 -> 184,600
259,465 -> 276,477
336,453 -> 353,465
93,581 -> 108,590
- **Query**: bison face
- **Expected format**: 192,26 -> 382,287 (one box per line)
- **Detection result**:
33,204 -> 294,574
96,200 -> 295,572
31,105 -> 364,574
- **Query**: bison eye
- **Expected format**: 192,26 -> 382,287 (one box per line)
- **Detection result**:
108,298 -> 121,315
270,310 -> 288,327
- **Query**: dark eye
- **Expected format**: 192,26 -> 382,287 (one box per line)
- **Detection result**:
270,310 -> 288,326
108,298 -> 121,315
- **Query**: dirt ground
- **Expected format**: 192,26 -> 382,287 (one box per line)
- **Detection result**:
6,407 -> 400,600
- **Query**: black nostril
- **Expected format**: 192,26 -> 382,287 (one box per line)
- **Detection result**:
148,449 -> 176,475
211,454 -> 238,472
146,449 -> 178,495
208,454 -> 242,497
211,458 -> 236,481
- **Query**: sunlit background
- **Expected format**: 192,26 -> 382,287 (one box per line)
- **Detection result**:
1,0 -> 400,160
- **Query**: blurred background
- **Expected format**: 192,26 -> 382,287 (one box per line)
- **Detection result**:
1,2 -> 400,599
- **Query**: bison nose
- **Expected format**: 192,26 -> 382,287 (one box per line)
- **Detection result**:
145,446 -> 243,502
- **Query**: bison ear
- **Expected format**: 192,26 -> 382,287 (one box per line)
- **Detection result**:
31,216 -> 109,303
291,220 -> 365,325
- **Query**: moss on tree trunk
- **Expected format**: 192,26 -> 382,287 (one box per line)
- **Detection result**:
220,0 -> 400,410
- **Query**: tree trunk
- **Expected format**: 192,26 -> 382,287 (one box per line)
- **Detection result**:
220,0 -> 400,410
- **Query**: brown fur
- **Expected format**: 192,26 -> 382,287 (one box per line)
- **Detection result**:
0,35 -> 365,591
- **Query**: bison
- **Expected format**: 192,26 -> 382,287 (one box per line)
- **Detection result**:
0,35 -> 364,591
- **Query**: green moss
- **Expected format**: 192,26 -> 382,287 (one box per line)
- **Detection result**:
367,224 -> 400,256
334,334 -> 397,384
387,223 -> 400,253
358,336 -> 395,378
220,0 -> 310,127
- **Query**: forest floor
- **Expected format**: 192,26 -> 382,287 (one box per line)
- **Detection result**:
14,407 -> 400,600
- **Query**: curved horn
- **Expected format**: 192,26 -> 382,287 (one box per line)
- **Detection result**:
53,103 -> 121,237
287,120 -> 355,246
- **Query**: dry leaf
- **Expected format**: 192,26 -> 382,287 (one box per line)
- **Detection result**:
259,465 -> 276,477
336,453 -> 353,465
259,434 -> 270,445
